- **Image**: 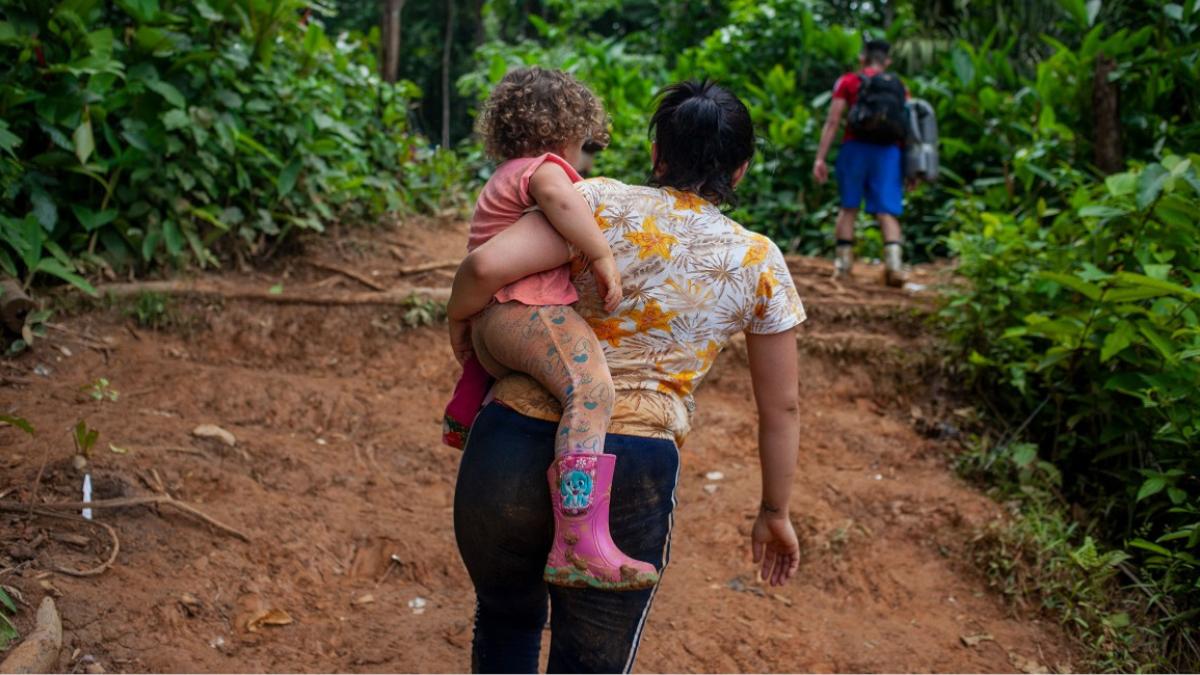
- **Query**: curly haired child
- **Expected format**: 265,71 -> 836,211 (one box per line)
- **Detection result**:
442,67 -> 658,591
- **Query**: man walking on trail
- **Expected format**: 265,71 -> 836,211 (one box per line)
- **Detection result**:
812,38 -> 909,287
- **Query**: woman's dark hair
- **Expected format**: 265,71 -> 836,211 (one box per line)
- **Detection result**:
648,80 -> 754,206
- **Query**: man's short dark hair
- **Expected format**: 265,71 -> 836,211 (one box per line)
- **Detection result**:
863,38 -> 890,65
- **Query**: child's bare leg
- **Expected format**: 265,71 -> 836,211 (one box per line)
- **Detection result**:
473,302 -> 614,456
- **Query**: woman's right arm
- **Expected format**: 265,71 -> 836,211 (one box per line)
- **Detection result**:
745,328 -> 801,586
447,211 -> 573,363
447,211 -> 572,322
528,162 -> 621,311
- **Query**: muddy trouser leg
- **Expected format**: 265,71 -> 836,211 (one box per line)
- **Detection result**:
471,303 -> 614,456
454,404 -> 679,674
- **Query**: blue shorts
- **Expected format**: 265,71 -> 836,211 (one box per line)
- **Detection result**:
835,140 -> 904,216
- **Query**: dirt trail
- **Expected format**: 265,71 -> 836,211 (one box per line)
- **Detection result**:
1,219 -> 1077,673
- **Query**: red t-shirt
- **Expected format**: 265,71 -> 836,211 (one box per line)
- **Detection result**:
833,67 -> 907,144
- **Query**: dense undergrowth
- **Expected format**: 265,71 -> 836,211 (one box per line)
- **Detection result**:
0,0 -> 466,295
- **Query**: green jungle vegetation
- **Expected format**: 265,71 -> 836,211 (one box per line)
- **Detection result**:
1,0 -> 1198,668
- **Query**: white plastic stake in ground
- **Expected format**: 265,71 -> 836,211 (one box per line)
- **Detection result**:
82,473 -> 93,520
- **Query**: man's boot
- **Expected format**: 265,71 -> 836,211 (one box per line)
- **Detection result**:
883,241 -> 908,287
833,241 -> 855,279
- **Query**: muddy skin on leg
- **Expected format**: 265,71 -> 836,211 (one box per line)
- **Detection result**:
473,303 -> 613,456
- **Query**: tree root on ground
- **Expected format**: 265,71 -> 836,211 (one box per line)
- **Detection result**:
93,280 -> 449,306
0,494 -> 250,544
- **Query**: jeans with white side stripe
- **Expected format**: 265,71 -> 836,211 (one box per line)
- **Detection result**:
453,402 -> 679,673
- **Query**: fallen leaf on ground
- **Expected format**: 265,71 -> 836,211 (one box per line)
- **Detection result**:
1008,651 -> 1049,674
108,443 -> 128,454
245,608 -> 292,632
192,424 -> 236,447
38,580 -> 63,598
960,633 -> 994,647
352,593 -> 375,606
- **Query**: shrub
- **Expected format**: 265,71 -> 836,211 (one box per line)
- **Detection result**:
0,0 -> 464,281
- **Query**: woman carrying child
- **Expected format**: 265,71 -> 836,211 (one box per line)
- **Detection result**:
448,75 -> 806,673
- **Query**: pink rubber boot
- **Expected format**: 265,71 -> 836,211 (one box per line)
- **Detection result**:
544,453 -> 660,591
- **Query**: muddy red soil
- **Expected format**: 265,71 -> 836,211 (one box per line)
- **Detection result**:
1,219 -> 1078,673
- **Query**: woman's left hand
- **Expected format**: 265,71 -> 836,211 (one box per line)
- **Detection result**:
751,510 -> 800,586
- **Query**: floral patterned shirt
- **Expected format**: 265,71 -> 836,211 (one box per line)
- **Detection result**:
491,178 -> 806,445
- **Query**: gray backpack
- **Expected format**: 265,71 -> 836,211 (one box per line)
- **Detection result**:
904,99 -> 938,182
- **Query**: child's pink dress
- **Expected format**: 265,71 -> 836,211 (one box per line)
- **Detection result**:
442,153 -> 584,449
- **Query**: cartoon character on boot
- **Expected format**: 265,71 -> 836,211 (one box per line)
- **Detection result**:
561,469 -> 592,511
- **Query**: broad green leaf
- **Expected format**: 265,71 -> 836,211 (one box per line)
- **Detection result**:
1105,171 -> 1136,197
1138,321 -> 1176,362
0,587 -> 15,613
1168,487 -> 1188,505
162,220 -> 183,256
1102,287 -> 1171,302
1136,164 -> 1169,210
1142,264 -> 1172,281
71,205 -> 118,232
194,0 -> 225,21
86,28 -> 114,57
1078,263 -> 1112,281
1164,3 -> 1184,20
35,259 -> 98,296
74,115 -> 95,165
1010,443 -> 1038,468
1077,205 -> 1126,218
184,226 -> 214,268
0,249 -> 16,277
162,109 -> 189,130
1154,194 -> 1198,228
1101,321 -> 1135,362
1137,477 -> 1166,502
951,45 -> 974,87
1056,0 -> 1088,26
1038,271 -> 1102,300
141,227 -> 162,261
234,132 -> 282,167
116,0 -> 160,22
31,192 -> 58,232
278,158 -> 302,197
0,120 -> 21,156
1114,272 -> 1200,300
146,79 -> 185,108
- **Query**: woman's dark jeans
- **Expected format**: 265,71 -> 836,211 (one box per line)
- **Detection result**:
454,402 -> 679,673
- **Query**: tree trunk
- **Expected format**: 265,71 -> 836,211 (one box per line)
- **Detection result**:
441,0 -> 456,148
1092,55 -> 1123,175
381,0 -> 404,84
